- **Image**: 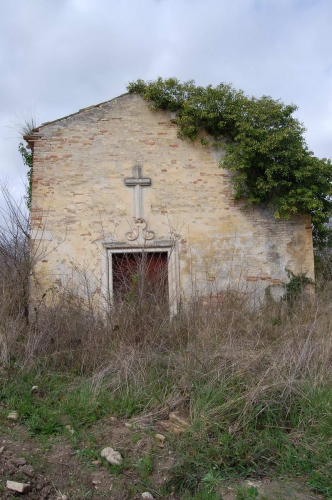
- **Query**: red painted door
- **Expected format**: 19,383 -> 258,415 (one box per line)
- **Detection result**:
112,252 -> 168,305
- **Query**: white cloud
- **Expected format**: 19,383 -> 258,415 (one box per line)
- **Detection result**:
1,0 -> 331,200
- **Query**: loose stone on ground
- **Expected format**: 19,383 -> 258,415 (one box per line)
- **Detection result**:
7,411 -> 18,420
158,411 -> 190,435
100,447 -> 123,465
141,492 -> 153,500
6,480 -> 32,493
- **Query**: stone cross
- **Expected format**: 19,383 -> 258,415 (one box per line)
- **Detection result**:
125,165 -> 151,219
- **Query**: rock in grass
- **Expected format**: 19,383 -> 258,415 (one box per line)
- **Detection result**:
169,411 -> 190,429
11,457 -> 27,466
21,465 -> 35,478
6,480 -> 31,493
158,411 -> 190,435
154,433 -> 166,442
142,492 -> 153,500
100,447 -> 123,465
7,411 -> 18,420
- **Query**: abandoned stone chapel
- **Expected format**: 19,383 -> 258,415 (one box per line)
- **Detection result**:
27,93 -> 314,313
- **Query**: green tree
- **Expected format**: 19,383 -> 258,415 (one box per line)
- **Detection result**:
128,78 -> 332,248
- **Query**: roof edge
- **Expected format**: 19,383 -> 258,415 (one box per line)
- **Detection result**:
33,92 -> 130,131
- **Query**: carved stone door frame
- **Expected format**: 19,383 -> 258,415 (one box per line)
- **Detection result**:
102,240 -> 180,316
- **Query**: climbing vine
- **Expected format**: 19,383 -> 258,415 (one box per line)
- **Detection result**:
283,270 -> 315,305
18,142 -> 33,210
127,78 -> 332,248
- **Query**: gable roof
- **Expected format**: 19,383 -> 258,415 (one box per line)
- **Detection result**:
24,93 -> 129,142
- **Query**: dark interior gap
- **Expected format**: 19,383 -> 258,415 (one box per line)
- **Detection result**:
112,251 -> 168,304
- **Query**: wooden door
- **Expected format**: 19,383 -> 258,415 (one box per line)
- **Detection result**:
112,252 -> 168,305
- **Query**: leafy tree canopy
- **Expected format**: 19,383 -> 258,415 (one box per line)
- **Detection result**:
127,78 -> 332,248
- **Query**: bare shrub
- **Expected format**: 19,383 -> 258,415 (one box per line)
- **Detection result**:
0,185 -> 32,366
0,186 -> 30,317
1,184 -> 332,434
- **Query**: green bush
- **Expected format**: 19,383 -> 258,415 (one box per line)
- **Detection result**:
128,78 -> 332,248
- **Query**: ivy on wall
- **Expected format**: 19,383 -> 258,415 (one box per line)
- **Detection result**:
127,78 -> 332,248
19,142 -> 33,210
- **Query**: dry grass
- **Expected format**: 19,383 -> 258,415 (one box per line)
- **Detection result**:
1,189 -> 332,495
2,270 -> 332,400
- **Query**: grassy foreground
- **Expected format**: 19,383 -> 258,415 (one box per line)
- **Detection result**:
0,190 -> 331,498
1,278 -> 332,498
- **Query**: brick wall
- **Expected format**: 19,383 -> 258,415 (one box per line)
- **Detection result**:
29,94 -> 314,308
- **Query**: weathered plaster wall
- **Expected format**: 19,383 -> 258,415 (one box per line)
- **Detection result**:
29,93 -> 314,307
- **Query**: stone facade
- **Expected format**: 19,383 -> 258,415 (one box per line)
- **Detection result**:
27,93 -> 314,311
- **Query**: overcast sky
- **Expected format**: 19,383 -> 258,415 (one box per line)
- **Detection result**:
1,0 -> 332,202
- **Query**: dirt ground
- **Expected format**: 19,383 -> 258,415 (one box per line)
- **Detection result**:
0,417 -> 325,500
